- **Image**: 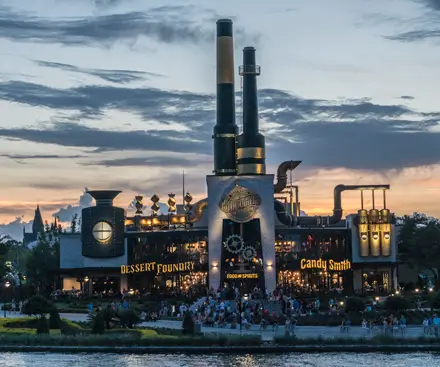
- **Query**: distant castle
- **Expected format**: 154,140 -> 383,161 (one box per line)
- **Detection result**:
23,205 -> 44,246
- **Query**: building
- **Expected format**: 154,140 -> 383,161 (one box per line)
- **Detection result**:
59,19 -> 398,296
23,205 -> 44,246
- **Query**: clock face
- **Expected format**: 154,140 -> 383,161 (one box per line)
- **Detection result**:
92,222 -> 113,243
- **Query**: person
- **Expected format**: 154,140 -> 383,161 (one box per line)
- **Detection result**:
362,319 -> 368,335
400,315 -> 407,336
284,318 -> 291,336
423,318 -> 429,335
392,317 -> 399,336
87,302 -> 93,315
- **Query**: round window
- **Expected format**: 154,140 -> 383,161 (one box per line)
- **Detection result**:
92,222 -> 113,242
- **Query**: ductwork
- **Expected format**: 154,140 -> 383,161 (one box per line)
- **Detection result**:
274,160 -> 302,193
188,198 -> 208,223
275,184 -> 391,227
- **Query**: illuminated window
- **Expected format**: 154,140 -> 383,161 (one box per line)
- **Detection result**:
92,222 -> 113,242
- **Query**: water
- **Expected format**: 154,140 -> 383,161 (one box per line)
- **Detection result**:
0,353 -> 438,367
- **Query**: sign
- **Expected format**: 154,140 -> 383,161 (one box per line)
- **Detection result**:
219,183 -> 261,223
121,261 -> 195,275
300,259 -> 351,271
226,273 -> 259,279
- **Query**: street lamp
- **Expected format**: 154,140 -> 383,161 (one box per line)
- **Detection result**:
3,281 -> 10,318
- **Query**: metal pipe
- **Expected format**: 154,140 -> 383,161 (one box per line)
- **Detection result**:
188,198 -> 208,223
383,189 -> 387,209
275,184 -> 391,227
372,190 -> 375,209
274,161 -> 302,193
360,190 -> 364,210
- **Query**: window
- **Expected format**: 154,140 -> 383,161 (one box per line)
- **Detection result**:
92,222 -> 113,242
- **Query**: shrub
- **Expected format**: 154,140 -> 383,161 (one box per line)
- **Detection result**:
118,309 -> 140,329
182,310 -> 194,335
36,317 -> 50,335
345,297 -> 365,312
22,295 -> 55,318
384,296 -> 410,312
49,309 -> 61,329
91,312 -> 105,334
430,291 -> 440,310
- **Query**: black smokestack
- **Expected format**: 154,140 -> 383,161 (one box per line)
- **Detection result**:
87,190 -> 121,207
237,47 -> 266,175
213,19 -> 238,176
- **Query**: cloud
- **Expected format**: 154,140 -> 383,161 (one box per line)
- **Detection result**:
400,95 -> 415,100
34,60 -> 164,84
385,1 -> 440,43
0,5 -> 257,48
0,154 -> 83,164
52,188 -> 93,222
0,80 -> 439,171
82,156 -> 211,167
0,217 -> 31,241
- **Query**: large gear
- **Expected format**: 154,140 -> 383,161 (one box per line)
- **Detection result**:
242,246 -> 257,261
224,234 -> 244,254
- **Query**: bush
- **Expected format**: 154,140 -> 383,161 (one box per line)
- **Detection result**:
49,309 -> 61,329
22,295 -> 55,318
118,309 -> 140,329
430,291 -> 440,310
384,296 -> 410,312
182,311 -> 194,335
91,312 -> 105,334
36,317 -> 50,335
345,297 -> 365,312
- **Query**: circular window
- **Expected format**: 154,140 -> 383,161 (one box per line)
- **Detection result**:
92,222 -> 113,242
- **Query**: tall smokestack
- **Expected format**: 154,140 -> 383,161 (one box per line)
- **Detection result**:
237,47 -> 266,175
213,19 -> 238,176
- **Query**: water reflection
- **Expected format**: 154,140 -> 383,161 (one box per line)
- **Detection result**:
0,353 -> 439,367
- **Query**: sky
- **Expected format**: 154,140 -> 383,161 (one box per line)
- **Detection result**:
0,0 -> 440,240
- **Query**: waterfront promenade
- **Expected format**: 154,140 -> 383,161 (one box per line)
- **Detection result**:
1,311 -> 427,341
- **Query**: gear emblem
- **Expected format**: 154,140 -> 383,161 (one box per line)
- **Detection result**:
224,234 -> 244,254
242,246 -> 257,261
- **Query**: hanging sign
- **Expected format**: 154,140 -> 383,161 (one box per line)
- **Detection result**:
219,183 -> 261,223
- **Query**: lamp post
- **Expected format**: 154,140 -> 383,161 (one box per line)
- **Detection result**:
3,281 -> 10,318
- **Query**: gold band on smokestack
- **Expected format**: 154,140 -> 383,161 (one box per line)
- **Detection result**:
217,36 -> 234,84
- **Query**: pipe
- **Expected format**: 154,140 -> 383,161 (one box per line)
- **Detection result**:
213,19 -> 238,176
274,199 -> 294,227
237,47 -> 266,175
275,184 -> 390,227
188,198 -> 208,223
274,161 -> 302,193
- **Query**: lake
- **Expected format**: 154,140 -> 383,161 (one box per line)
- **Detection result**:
0,352 -> 438,366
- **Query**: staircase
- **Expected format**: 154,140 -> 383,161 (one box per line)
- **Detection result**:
189,296 -> 207,312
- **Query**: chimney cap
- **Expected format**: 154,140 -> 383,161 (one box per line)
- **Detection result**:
86,190 -> 122,201
217,19 -> 233,23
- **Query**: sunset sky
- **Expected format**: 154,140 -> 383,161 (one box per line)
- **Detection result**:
0,0 -> 440,239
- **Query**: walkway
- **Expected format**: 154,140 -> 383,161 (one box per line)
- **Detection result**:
0,312 -> 427,340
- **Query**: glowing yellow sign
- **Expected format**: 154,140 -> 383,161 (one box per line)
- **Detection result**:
121,261 -> 195,275
300,259 -> 351,271
226,273 -> 259,279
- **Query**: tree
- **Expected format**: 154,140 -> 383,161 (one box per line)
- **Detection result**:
398,213 -> 440,282
384,296 -> 409,313
25,221 -> 60,295
70,214 -> 78,233
0,235 -> 13,279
